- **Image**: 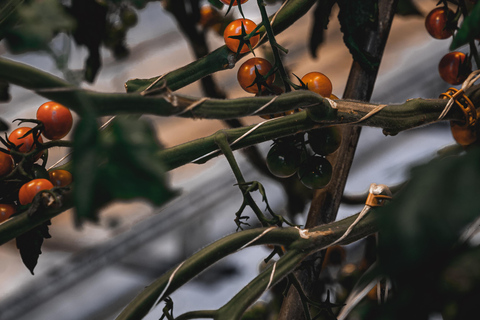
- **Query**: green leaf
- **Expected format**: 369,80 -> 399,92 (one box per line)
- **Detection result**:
96,117 -> 178,206
395,0 -> 423,16
308,0 -> 336,58
72,115 -> 101,224
451,1 -> 480,50
377,147 -> 480,276
337,0 -> 379,72
16,220 -> 52,275
4,0 -> 74,54
208,0 -> 224,10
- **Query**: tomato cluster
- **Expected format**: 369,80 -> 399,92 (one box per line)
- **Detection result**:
424,4 -> 473,85
0,101 -> 74,222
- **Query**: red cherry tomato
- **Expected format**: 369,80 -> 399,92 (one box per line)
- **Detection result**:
0,152 -> 14,177
36,101 -> 73,140
425,7 -> 455,39
8,127 -> 44,161
0,204 -> 15,222
219,0 -> 248,5
224,19 -> 259,54
438,52 -> 471,85
49,169 -> 73,187
18,179 -> 54,205
237,57 -> 275,94
301,72 -> 333,97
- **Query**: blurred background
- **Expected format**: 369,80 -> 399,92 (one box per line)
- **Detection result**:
0,0 -> 463,319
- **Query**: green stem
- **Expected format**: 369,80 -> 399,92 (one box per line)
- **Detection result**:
115,211 -> 378,320
257,0 -> 291,92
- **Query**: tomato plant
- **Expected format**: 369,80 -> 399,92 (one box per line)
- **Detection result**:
36,101 -> 73,140
48,169 -> 73,187
8,127 -> 43,160
266,141 -> 303,178
301,72 -> 333,97
237,57 -> 275,94
18,179 -> 54,205
0,151 -> 14,177
0,204 -> 15,223
297,155 -> 333,189
438,51 -> 471,85
425,7 -> 455,40
224,19 -> 259,54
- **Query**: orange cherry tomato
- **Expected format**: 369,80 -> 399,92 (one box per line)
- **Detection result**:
301,72 -> 333,97
0,204 -> 15,222
36,101 -> 73,140
199,5 -> 222,28
49,169 -> 73,187
425,7 -> 455,40
219,0 -> 248,5
237,57 -> 275,94
224,19 -> 259,54
0,152 -> 14,177
8,127 -> 44,161
450,122 -> 477,146
18,179 -> 54,205
438,52 -> 471,85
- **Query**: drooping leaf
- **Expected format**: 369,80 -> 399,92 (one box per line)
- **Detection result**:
395,0 -> 423,16
309,0 -> 336,58
16,220 -> 52,275
337,0 -> 379,72
451,1 -> 480,50
3,0 -> 74,54
95,117 -> 178,206
208,0 -> 224,10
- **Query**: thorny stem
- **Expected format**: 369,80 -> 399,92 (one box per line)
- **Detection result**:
256,0 -> 291,92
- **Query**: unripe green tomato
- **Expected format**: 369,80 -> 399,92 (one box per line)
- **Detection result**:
308,126 -> 342,155
298,156 -> 332,189
266,142 -> 302,178
121,7 -> 138,28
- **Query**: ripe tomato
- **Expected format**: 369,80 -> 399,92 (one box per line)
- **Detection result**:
49,169 -> 73,187
425,7 -> 455,39
308,126 -> 342,156
224,19 -> 259,54
266,142 -> 303,178
8,127 -> 44,160
18,178 -> 54,205
438,52 -> 471,85
237,57 -> 275,94
298,156 -> 332,189
450,122 -> 476,146
301,72 -> 333,97
0,204 -> 15,222
199,5 -> 222,28
0,152 -> 14,177
36,101 -> 73,140
219,0 -> 248,5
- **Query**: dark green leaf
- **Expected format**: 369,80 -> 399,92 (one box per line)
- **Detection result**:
337,0 -> 379,71
208,0 -> 224,10
395,0 -> 423,16
3,0 -> 74,54
72,116 -> 101,224
451,1 -> 480,50
377,147 -> 480,275
0,118 -> 8,131
16,220 -> 52,275
309,0 -> 336,58
95,117 -> 178,206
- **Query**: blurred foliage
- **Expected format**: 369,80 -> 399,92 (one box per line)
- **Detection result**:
0,79 -> 11,103
72,116 -> 177,224
395,0 -> 422,16
451,1 -> 480,50
372,147 -> 480,319
308,0 -> 336,58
